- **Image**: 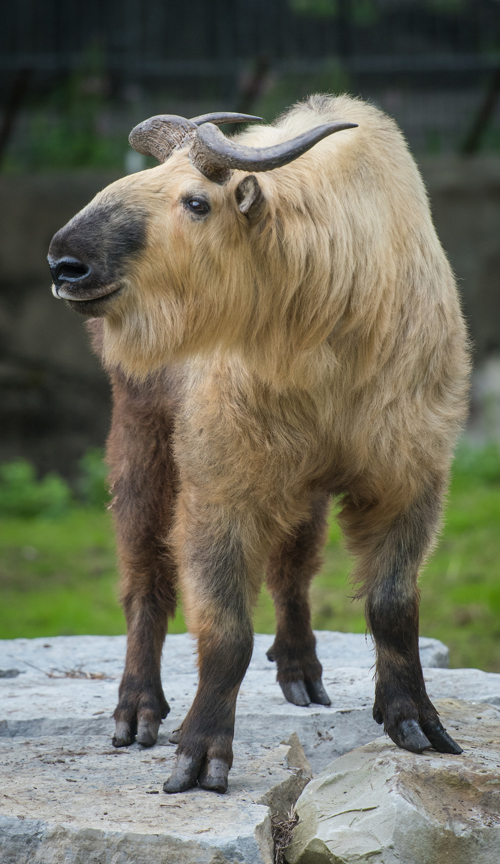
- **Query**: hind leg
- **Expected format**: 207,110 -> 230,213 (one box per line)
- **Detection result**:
265,493 -> 331,707
340,481 -> 462,755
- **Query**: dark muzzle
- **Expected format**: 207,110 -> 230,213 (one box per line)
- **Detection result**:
48,201 -> 148,315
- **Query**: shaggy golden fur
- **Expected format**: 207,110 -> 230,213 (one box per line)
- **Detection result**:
99,93 -> 468,566
52,93 -> 470,793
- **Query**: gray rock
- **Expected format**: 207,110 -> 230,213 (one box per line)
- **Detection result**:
287,699 -> 500,864
0,731 -> 311,864
0,632 -> 453,775
1,634 -> 499,863
0,630 -> 449,682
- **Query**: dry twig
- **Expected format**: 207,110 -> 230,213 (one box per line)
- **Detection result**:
271,807 -> 299,864
10,656 -> 107,679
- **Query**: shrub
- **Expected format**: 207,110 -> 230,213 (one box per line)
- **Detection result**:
0,460 -> 72,518
76,448 -> 110,508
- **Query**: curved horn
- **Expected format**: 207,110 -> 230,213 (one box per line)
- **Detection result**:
128,115 -> 197,163
190,112 -> 262,127
190,121 -> 358,181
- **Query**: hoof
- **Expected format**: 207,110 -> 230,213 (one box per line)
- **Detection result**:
388,718 -> 431,753
168,727 -> 182,745
280,680 -> 310,706
163,753 -> 202,794
422,720 -> 463,755
163,750 -> 231,794
112,720 -> 134,747
280,678 -> 331,707
137,718 -> 160,747
199,758 -> 229,793
306,678 -> 331,705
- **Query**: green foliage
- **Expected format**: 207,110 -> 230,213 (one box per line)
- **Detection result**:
0,460 -> 72,519
290,0 -> 466,18
425,128 -> 443,155
0,449 -> 110,518
290,0 -> 338,16
6,45 -> 125,173
0,510 -> 121,638
23,108 -> 123,172
427,0 -> 467,12
76,448 -> 110,509
0,508 -> 183,639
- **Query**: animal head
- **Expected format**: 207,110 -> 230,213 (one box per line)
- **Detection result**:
48,103 -> 358,378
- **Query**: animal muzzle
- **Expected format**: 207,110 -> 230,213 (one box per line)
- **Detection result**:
48,201 -> 147,315
48,251 -> 119,305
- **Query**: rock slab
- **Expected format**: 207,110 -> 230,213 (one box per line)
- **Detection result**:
287,699 -> 500,864
0,632 -> 454,775
0,731 -> 311,864
1,633 -> 500,863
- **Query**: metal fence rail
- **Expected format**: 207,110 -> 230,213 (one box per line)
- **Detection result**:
2,0 -> 500,159
2,0 -> 499,79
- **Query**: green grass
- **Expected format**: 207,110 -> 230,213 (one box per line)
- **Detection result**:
1,446 -> 500,672
0,510 -> 187,640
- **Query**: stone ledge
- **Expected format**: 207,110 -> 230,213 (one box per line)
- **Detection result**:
1,634 -> 499,863
0,732 -> 311,864
287,699 -> 500,864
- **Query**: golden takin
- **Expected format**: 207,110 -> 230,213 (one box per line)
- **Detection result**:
48,94 -> 470,794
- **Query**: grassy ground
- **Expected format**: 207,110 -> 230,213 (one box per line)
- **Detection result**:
1,446 -> 500,671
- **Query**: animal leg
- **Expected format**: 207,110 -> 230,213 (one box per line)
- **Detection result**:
113,577 -> 174,749
109,374 -> 179,749
163,510 -> 261,794
265,494 -> 331,707
341,484 -> 462,755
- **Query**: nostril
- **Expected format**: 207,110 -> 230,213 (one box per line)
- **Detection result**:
57,261 -> 89,281
50,257 -> 91,286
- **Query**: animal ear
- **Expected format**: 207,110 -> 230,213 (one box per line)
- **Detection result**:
235,175 -> 266,222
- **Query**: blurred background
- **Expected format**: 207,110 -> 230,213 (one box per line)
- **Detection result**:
1,0 -> 500,670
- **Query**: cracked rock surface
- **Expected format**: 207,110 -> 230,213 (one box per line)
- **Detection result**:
0,731 -> 311,864
287,699 -> 500,864
1,633 -> 500,863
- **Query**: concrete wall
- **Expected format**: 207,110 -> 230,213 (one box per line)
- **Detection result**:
418,157 -> 500,363
1,159 -> 499,473
0,173 -> 120,475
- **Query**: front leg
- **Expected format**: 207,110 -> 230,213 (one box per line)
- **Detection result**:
113,591 -> 172,748
107,370 -> 179,748
164,506 -> 262,794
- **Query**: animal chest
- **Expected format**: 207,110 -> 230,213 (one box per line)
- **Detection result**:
172,369 -> 329,516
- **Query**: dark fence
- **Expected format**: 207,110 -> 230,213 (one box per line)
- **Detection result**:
2,1 -> 500,156
2,0 -> 500,81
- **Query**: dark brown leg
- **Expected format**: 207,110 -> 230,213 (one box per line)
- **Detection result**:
340,482 -> 462,755
108,370 -> 179,748
163,506 -> 263,794
265,494 -> 331,707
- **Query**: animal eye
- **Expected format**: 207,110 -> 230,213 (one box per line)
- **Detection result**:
185,197 -> 210,216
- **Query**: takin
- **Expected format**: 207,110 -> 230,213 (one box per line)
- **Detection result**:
48,94 -> 470,794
